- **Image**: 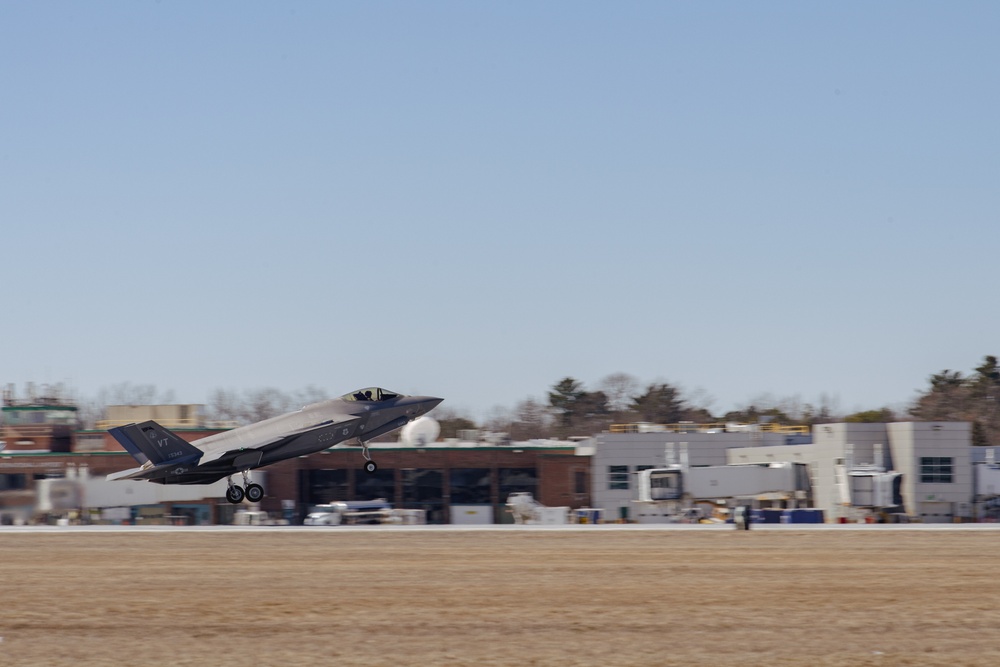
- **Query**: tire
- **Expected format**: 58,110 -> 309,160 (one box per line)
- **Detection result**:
226,486 -> 245,504
364,460 -> 378,474
245,483 -> 264,503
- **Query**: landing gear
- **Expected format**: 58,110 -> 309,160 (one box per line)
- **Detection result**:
225,484 -> 245,504
225,471 -> 265,504
359,438 -> 378,474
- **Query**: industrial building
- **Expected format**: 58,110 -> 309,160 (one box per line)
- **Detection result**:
593,420 -> 982,523
591,423 -> 810,522
725,422 -> 972,522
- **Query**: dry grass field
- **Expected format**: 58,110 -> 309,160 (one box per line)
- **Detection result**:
2,529 -> 1000,666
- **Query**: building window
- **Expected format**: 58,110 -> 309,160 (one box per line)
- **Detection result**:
574,470 -> 587,495
402,469 -> 443,505
0,474 -> 27,491
920,457 -> 953,483
450,468 -> 492,504
355,468 -> 396,501
499,468 -> 538,498
305,469 -> 350,504
608,465 -> 630,490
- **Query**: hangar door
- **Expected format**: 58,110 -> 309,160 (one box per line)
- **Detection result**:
919,501 -> 953,523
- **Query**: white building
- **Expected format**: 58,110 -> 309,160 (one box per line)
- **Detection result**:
592,425 -> 806,521
593,421 -> 974,523
887,422 -> 971,522
733,422 -> 972,522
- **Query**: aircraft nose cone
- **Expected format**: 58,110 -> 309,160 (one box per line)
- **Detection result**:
402,396 -> 444,416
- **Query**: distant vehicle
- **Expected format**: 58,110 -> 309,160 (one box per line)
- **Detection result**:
304,503 -> 349,526
106,387 -> 442,504
304,499 -> 392,526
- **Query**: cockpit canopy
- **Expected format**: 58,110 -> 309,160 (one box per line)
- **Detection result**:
341,387 -> 402,402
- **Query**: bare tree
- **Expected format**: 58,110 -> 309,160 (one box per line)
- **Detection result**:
207,388 -> 244,425
482,405 -> 514,434
78,383 -> 175,428
599,373 -> 640,413
290,385 -> 329,408
508,397 -> 552,440
241,388 -> 294,423
100,382 -> 169,407
431,407 -> 478,440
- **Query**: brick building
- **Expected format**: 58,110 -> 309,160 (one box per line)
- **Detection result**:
260,442 -> 589,523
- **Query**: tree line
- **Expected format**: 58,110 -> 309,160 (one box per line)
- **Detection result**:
436,373 -> 846,441
437,356 -> 1000,445
908,355 -> 1000,446
67,355 -> 1000,446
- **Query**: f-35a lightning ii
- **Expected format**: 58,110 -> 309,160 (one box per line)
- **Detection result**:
106,387 -> 443,504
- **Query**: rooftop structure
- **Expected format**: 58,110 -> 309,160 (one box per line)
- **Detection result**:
1,384 -> 78,452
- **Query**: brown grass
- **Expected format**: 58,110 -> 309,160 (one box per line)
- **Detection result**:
2,530 -> 999,666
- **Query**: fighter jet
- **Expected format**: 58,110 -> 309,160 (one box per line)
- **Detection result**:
106,387 -> 443,504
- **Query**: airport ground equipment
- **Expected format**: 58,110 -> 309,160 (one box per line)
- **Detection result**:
833,464 -> 904,521
975,454 -> 1000,520
505,492 -> 570,524
635,462 -> 813,523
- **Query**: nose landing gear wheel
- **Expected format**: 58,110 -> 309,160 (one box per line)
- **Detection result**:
364,460 -> 378,474
245,483 -> 264,503
226,485 -> 245,504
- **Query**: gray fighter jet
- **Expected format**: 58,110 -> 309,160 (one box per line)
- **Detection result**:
106,387 -> 443,503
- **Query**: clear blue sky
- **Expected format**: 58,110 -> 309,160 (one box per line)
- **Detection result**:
2,3 -> 997,421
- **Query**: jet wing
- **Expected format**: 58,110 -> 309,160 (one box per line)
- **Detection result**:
198,416 -> 364,465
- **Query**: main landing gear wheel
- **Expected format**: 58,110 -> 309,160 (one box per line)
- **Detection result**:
358,437 -> 377,474
226,485 -> 245,504
245,483 -> 265,503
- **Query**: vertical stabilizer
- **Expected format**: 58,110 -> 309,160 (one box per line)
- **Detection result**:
109,421 -> 202,466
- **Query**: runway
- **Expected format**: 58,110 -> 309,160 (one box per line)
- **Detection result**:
6,526 -> 1000,666
3,521 -> 999,533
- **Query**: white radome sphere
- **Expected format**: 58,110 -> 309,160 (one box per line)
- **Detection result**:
399,416 -> 441,446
